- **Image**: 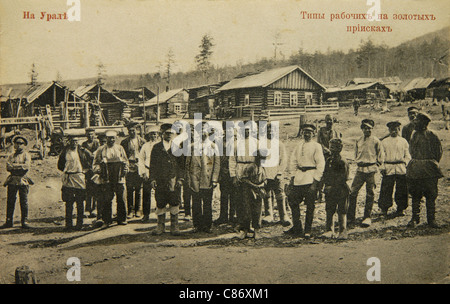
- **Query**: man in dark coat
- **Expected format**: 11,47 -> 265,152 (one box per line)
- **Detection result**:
149,123 -> 184,236
406,112 -> 443,228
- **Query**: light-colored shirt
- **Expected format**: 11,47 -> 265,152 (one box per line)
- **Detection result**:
380,136 -> 411,175
62,149 -> 85,189
262,140 -> 287,179
229,138 -> 256,179
355,135 -> 382,173
5,150 -> 31,186
288,140 -> 325,186
139,140 -> 159,177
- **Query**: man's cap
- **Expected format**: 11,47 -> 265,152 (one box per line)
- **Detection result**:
126,121 -> 139,129
257,148 -> 269,159
105,130 -> 118,137
325,114 -> 333,122
12,135 -> 28,146
85,127 -> 95,133
146,125 -> 160,134
387,120 -> 401,129
361,119 -> 375,129
160,123 -> 175,133
301,124 -> 316,132
407,106 -> 419,113
415,112 -> 431,123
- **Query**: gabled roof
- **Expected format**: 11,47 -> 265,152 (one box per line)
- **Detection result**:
217,65 -> 326,91
148,88 -> 186,104
7,81 -> 67,103
73,84 -> 98,97
402,77 -> 435,92
326,82 -> 386,93
349,76 -> 402,86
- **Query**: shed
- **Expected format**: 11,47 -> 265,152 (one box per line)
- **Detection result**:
401,77 -> 436,100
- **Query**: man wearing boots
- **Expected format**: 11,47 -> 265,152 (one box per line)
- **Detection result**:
1,136 -> 33,229
320,138 -> 350,239
93,130 -> 129,226
57,135 -> 93,230
286,124 -> 325,238
150,123 -> 184,236
261,122 -> 291,226
121,122 -> 146,218
348,119 -> 382,228
185,128 -> 220,233
378,121 -> 411,219
406,112 -> 443,228
139,125 -> 160,222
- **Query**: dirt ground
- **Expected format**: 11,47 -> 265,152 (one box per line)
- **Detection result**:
0,102 -> 449,284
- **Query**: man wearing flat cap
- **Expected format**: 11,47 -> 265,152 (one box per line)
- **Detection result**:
121,122 -> 146,219
58,135 -> 93,230
286,124 -> 325,238
81,127 -> 100,219
149,123 -> 184,235
402,106 -> 419,143
93,130 -> 129,226
407,112 -> 443,228
1,136 -> 33,229
379,121 -> 411,219
348,119 -> 383,228
139,125 -> 160,222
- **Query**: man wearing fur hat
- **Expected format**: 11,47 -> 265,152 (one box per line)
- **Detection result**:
406,112 -> 443,228
1,136 -> 33,229
378,121 -> 411,218
348,119 -> 383,228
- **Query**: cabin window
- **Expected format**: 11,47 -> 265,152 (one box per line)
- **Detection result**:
274,91 -> 282,106
289,92 -> 298,106
305,92 -> 313,105
174,104 -> 183,113
244,94 -> 250,106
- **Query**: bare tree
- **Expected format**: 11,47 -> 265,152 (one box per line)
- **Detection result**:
97,62 -> 107,85
165,48 -> 175,90
28,63 -> 38,86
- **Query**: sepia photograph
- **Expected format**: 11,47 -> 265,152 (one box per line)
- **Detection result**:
0,0 -> 449,288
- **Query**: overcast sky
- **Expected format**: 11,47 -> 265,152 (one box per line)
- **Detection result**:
0,0 -> 448,85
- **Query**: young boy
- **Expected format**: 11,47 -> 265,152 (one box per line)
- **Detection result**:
238,149 -> 268,240
321,138 -> 350,239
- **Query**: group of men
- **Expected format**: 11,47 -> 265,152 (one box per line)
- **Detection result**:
1,106 -> 444,241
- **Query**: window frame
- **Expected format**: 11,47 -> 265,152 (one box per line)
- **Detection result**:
289,91 -> 298,107
274,91 -> 282,106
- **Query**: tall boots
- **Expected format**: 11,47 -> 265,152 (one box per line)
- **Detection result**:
170,214 -> 181,236
277,196 -> 291,227
153,214 -> 166,235
338,214 -> 348,240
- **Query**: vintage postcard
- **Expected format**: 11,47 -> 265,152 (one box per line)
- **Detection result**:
0,0 -> 449,288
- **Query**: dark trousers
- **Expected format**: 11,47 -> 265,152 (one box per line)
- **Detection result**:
192,188 -> 213,231
6,185 -> 29,224
155,188 -> 179,209
408,178 -> 439,222
378,174 -> 408,212
325,187 -> 349,231
85,171 -> 96,214
241,184 -> 262,231
142,181 -> 152,217
103,183 -> 127,223
62,187 -> 85,228
348,171 -> 376,222
288,184 -> 316,234
264,178 -> 288,220
182,180 -> 192,216
218,178 -> 236,222
126,172 -> 142,214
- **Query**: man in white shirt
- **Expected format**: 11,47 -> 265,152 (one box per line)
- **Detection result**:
286,124 -> 325,238
348,119 -> 382,228
378,121 -> 411,218
139,125 -> 160,222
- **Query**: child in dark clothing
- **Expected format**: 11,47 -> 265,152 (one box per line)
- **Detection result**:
321,138 -> 350,239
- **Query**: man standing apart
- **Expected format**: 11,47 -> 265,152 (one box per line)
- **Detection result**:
150,124 -> 184,236
58,135 -> 93,230
348,119 -> 383,228
1,136 -> 33,229
378,121 -> 411,218
406,113 -> 443,228
286,124 -> 325,238
93,130 -> 129,226
81,127 -> 100,218
139,125 -> 160,222
121,122 -> 146,218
